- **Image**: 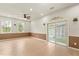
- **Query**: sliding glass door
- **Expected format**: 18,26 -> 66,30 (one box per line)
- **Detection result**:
47,21 -> 68,46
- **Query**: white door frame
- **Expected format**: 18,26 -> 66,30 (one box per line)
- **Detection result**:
46,20 -> 69,47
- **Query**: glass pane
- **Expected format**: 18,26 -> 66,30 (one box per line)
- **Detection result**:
48,23 -> 55,42
55,21 -> 68,46
1,21 -> 11,32
17,22 -> 25,32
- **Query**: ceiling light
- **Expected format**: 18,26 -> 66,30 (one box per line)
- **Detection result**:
30,8 -> 32,11
40,13 -> 44,16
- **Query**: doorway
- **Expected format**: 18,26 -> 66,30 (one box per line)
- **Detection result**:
47,20 -> 69,46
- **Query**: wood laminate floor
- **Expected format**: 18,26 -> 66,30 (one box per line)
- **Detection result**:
0,37 -> 79,56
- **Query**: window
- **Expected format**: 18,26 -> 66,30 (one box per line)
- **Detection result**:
0,17 -> 28,33
1,20 -> 11,32
17,22 -> 25,32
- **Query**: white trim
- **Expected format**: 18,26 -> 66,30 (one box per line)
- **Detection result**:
47,20 -> 69,47
56,42 -> 67,46
49,40 -> 67,46
49,40 -> 55,43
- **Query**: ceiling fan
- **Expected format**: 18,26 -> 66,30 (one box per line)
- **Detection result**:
24,14 -> 31,20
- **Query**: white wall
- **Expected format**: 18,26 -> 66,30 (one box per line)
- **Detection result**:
31,17 -> 47,34
25,21 -> 31,32
31,4 -> 79,37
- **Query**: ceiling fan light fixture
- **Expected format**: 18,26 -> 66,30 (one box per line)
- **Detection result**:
24,14 -> 31,20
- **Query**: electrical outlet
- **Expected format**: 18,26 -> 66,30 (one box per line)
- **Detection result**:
74,42 -> 77,45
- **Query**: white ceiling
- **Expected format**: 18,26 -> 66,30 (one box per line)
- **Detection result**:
0,3 -> 77,21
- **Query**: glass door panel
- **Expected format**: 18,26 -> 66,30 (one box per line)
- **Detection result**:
55,21 -> 68,46
47,23 -> 55,43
